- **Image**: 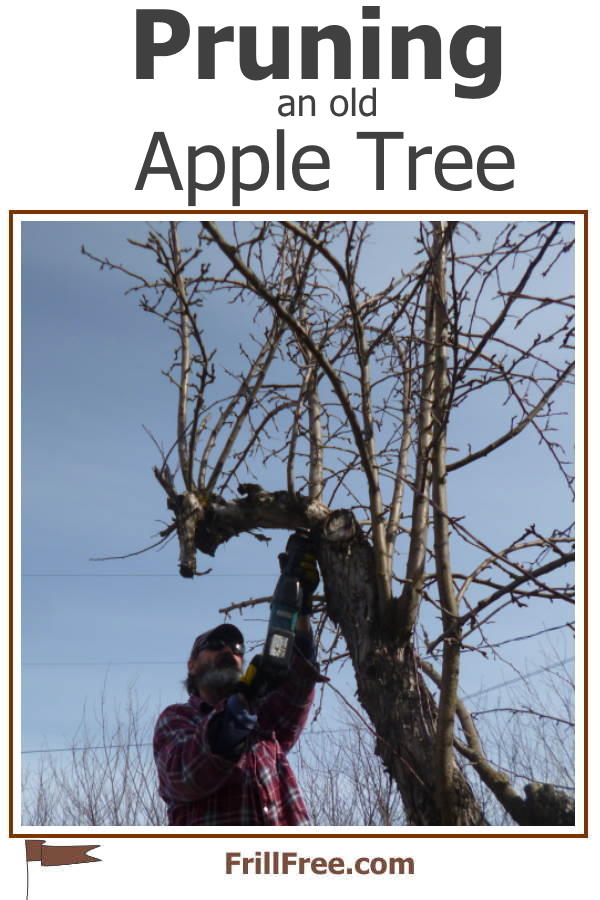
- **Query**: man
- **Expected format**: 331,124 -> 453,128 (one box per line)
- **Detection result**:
153,566 -> 321,826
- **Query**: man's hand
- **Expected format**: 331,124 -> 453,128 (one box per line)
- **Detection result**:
207,693 -> 258,760
278,532 -> 320,614
238,654 -> 287,701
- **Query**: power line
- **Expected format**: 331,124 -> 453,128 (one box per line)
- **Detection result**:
22,573 -> 276,577
22,728 -> 356,755
23,661 -> 182,667
22,742 -> 152,755
461,657 -> 574,700
22,654 -> 574,672
21,656 -> 575,755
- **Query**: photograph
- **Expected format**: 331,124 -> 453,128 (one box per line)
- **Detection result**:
19,217 -> 576,831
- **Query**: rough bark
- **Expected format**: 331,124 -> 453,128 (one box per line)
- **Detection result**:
317,509 -> 485,825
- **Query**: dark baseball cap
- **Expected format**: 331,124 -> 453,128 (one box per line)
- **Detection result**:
190,623 -> 245,659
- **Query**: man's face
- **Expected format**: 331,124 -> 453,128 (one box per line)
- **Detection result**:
188,641 -> 244,698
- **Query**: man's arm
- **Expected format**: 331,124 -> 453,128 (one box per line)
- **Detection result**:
255,619 -> 321,753
153,702 -> 246,803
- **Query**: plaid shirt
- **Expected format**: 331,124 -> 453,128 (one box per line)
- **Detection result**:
153,649 -> 319,826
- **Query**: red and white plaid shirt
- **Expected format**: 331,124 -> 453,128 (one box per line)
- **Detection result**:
153,650 -> 319,826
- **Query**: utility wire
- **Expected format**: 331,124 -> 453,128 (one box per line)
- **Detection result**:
461,656 -> 574,700
22,573 -> 277,577
22,654 -> 574,672
23,661 -> 183,667
22,727 -> 361,755
22,742 -> 152,755
21,656 -> 574,755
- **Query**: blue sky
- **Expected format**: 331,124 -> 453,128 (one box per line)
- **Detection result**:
20,219 -> 575,777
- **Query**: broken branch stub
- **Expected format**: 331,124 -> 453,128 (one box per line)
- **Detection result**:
168,491 -> 205,578
169,484 -> 332,573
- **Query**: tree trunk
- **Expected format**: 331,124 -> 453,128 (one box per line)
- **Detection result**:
318,510 -> 485,825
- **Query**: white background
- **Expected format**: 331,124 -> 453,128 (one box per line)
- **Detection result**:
1,0 -> 596,896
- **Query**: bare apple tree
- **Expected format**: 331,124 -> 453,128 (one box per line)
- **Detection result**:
84,219 -> 575,826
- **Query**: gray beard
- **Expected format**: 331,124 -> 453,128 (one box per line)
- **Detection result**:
194,666 -> 240,694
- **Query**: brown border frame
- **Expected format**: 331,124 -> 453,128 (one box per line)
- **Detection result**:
8,209 -> 588,839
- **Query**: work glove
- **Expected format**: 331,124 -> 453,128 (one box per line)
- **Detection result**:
207,693 -> 258,760
237,653 -> 287,701
278,533 -> 320,614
